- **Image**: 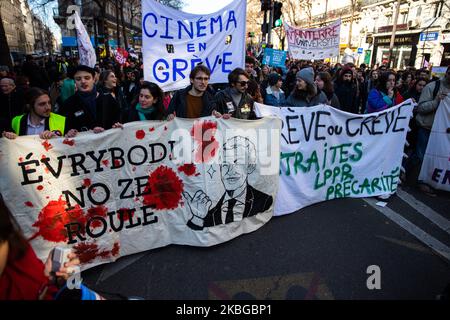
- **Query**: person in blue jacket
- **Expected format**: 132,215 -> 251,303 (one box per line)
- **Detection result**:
263,73 -> 286,106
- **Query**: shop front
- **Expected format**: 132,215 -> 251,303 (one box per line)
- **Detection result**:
372,33 -> 420,69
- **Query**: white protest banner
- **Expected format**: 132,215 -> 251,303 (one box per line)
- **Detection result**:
0,118 -> 280,270
255,101 -> 413,216
142,0 -> 246,92
285,20 -> 340,60
418,97 -> 450,191
73,11 -> 96,68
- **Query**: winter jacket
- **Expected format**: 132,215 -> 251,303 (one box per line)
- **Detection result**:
167,85 -> 215,118
212,87 -> 256,120
264,86 -> 286,106
286,90 -> 328,107
416,79 -> 450,130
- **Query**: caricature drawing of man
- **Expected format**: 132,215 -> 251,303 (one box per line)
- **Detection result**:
185,136 -> 273,230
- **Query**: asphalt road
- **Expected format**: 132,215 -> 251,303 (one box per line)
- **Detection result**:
82,185 -> 450,300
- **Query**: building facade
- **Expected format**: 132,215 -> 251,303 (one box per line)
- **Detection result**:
53,0 -> 142,57
248,0 -> 450,69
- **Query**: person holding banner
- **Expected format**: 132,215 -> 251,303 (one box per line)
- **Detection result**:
128,81 -> 166,121
59,65 -> 120,135
2,87 -> 70,140
413,66 -> 450,195
212,68 -> 256,119
286,67 -> 327,107
167,65 -> 216,119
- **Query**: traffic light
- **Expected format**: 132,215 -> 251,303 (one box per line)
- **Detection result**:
272,1 -> 283,28
261,0 -> 271,11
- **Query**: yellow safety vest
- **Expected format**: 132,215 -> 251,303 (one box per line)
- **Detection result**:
11,113 -> 66,136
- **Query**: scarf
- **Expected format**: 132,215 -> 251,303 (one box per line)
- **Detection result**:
381,92 -> 394,107
136,103 -> 155,121
78,87 -> 97,117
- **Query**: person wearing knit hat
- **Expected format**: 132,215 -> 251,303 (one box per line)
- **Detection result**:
296,67 -> 315,87
286,67 -> 327,107
264,73 -> 286,106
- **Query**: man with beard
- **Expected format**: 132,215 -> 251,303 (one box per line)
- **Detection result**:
212,68 -> 256,119
334,67 -> 359,113
2,87 -> 68,139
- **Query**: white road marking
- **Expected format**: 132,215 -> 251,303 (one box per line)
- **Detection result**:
363,197 -> 450,262
396,187 -> 450,235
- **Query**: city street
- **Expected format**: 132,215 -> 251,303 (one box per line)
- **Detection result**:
82,185 -> 450,300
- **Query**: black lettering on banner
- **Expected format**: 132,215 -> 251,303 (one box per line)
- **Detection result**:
19,153 -> 43,185
393,108 -> 407,132
86,216 -> 108,238
107,210 -> 125,232
118,178 -> 134,199
285,115 -> 300,144
62,186 -> 86,210
86,149 -> 108,172
280,121 -> 289,144
314,111 -> 330,141
109,147 -> 125,169
65,222 -> 87,244
125,212 -> 142,229
127,145 -> 148,166
136,176 -> 151,196
142,205 -> 158,225
148,143 -> 167,164
87,183 -> 110,205
68,153 -> 90,176
345,116 -> 363,136
40,155 -> 67,178
300,112 -> 315,142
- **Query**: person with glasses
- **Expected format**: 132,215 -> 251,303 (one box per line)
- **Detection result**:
212,68 -> 256,120
167,65 -> 216,119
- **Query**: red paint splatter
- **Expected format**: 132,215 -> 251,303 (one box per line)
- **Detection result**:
92,188 -> 97,193
25,166 -> 30,170
37,185 -> 44,191
149,127 -> 155,132
41,155 -> 50,173
29,198 -> 86,243
25,201 -> 34,207
83,179 -> 92,187
117,208 -> 134,221
111,242 -> 120,256
132,167 -> 136,172
136,130 -> 145,140
190,120 -> 219,163
19,157 -> 23,162
102,160 -> 109,167
63,139 -> 75,146
74,242 -> 100,264
178,164 -> 197,176
86,206 -> 108,228
74,241 -> 120,264
114,159 -> 121,167
164,126 -> 168,131
142,166 -> 184,210
41,140 -> 53,152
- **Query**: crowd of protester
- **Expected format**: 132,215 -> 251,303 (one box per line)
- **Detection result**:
0,52 -> 449,300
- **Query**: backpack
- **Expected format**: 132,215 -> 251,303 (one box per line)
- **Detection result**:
432,80 -> 440,100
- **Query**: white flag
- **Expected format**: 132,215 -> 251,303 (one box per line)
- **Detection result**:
74,11 -> 96,68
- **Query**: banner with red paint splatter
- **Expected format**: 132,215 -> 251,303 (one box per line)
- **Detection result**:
0,117 -> 281,270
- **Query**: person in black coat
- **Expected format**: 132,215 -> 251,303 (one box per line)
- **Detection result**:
59,65 -> 121,135
0,78 -> 25,133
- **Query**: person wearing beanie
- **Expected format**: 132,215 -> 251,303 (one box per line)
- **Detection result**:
59,65 -> 121,136
286,67 -> 327,107
264,73 -> 286,106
